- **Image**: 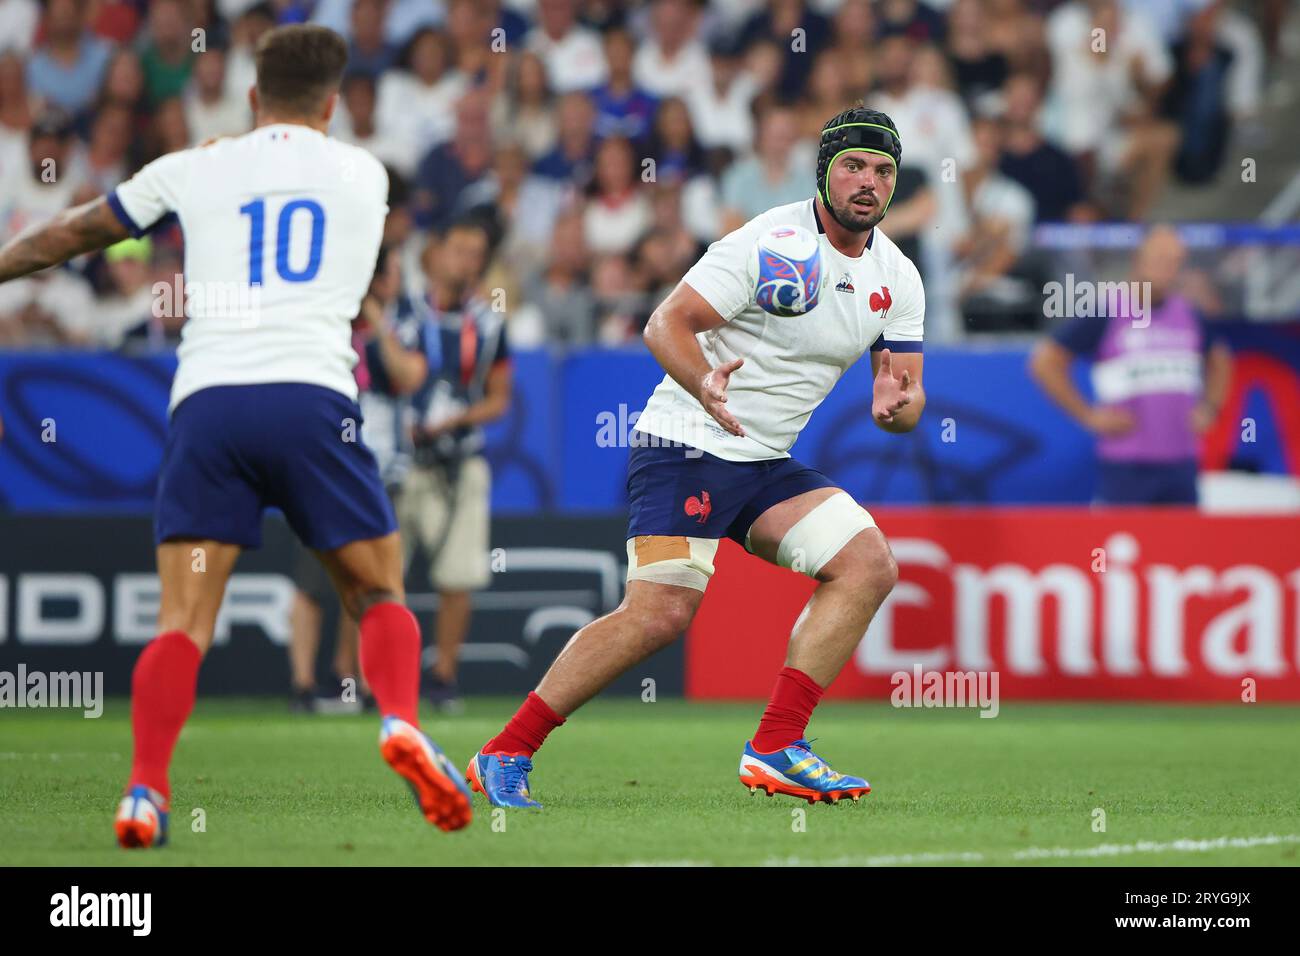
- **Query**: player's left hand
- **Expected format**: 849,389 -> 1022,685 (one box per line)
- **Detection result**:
872,348 -> 914,424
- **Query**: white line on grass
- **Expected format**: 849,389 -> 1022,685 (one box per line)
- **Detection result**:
621,834 -> 1300,867
0,752 -> 123,760
1012,834 -> 1300,860
767,833 -> 1300,867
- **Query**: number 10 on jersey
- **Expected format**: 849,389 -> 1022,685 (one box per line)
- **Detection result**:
239,198 -> 325,284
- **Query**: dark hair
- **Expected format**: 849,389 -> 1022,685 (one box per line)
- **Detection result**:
384,164 -> 409,207
341,71 -> 377,96
254,24 -> 348,117
587,134 -> 640,198
440,212 -> 500,258
398,27 -> 449,74
31,107 -> 76,141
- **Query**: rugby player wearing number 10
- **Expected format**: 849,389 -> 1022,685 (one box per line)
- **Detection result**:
0,25 -> 472,845
468,107 -> 925,808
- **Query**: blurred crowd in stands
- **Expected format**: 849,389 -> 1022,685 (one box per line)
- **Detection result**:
0,0 -> 1290,349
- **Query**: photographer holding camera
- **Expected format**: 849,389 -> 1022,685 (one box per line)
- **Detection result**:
399,216 -> 512,713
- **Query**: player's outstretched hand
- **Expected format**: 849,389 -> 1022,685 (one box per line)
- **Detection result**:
872,348 -> 914,425
700,357 -> 746,438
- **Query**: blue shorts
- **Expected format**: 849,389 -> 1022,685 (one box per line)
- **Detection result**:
1096,459 -> 1199,506
626,442 -> 837,545
155,383 -> 397,550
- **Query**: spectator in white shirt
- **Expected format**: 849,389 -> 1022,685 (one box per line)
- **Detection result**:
0,268 -> 96,346
224,3 -> 275,105
335,72 -> 417,176
632,0 -> 713,100
490,51 -> 558,162
376,28 -> 468,168
1045,0 -> 1178,218
0,0 -> 38,55
474,141 -> 568,286
0,112 -> 82,244
955,116 -> 1036,299
875,38 -> 977,177
686,34 -> 757,159
184,48 -> 250,144
874,38 -> 976,256
583,135 -> 652,255
526,0 -> 608,94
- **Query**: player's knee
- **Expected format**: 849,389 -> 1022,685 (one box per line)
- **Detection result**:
627,590 -> 698,646
821,529 -> 897,599
654,594 -> 698,641
870,545 -> 900,597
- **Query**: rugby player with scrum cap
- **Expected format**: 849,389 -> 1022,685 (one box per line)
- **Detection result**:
468,107 -> 926,809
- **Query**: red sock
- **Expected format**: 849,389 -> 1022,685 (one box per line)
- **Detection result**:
129,631 -> 202,800
359,602 -> 421,726
751,666 -> 825,753
483,692 -> 565,757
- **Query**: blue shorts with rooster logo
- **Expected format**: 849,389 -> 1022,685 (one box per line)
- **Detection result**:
625,442 -> 837,547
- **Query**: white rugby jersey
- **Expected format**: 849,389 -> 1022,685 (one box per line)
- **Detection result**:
634,199 -> 925,461
109,124 -> 389,411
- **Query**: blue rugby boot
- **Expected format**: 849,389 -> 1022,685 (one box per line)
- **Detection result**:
115,784 -> 169,848
739,738 -> 871,805
466,751 -> 543,809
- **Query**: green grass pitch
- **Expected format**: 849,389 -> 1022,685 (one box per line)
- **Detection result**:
3,698 -> 1298,866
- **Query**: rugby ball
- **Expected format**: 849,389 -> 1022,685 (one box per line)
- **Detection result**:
752,224 -> 824,317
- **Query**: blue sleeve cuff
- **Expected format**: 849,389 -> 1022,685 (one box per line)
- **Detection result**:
870,338 -> 924,353
106,191 -> 145,238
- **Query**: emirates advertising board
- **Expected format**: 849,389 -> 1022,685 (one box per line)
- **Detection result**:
688,509 -> 1300,702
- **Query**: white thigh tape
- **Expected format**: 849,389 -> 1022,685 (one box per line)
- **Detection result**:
776,492 -> 877,577
626,535 -> 720,592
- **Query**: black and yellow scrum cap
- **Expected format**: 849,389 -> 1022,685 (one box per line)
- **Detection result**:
816,107 -> 903,218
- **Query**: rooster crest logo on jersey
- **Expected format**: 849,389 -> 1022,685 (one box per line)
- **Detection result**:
684,490 -> 712,523
869,286 -> 892,321
752,224 -> 823,317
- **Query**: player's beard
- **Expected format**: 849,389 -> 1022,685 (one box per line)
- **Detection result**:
828,186 -> 889,233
